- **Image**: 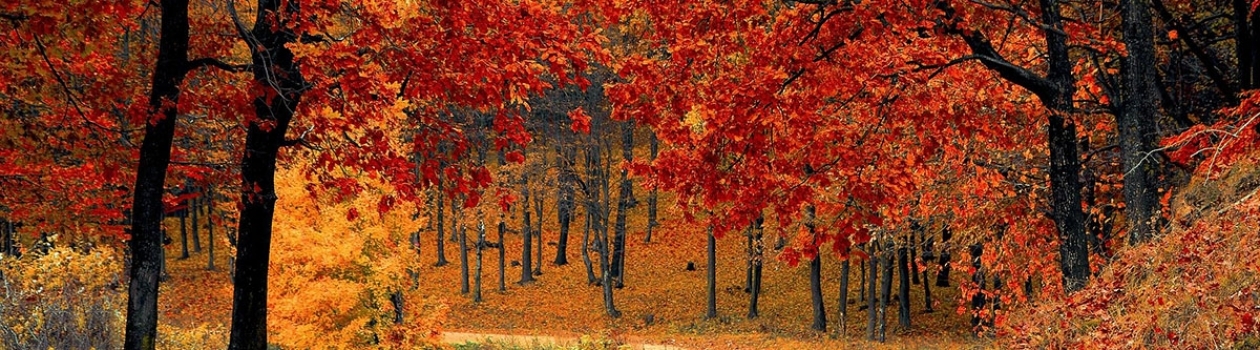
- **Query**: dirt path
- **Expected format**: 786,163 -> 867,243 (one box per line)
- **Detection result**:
441,331 -> 687,349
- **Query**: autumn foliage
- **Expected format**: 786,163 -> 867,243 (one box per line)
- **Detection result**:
3,0 -> 1260,348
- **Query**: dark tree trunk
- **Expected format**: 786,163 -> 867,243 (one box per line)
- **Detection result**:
474,219 -> 484,303
878,244 -> 893,342
228,1 -> 307,346
897,246 -> 911,329
534,184 -> 544,276
1048,112 -> 1091,292
390,291 -> 404,324
969,244 -> 987,328
555,144 -> 576,265
807,203 -> 826,332
954,0 -> 1091,292
611,122 -> 633,288
207,185 -> 215,271
859,246 -> 867,307
520,172 -> 535,285
124,0 -> 193,347
747,217 -> 764,319
191,193 -> 201,252
459,220 -> 470,294
706,224 -> 717,319
921,236 -> 933,313
644,132 -> 659,243
498,211 -> 507,292
866,251 -> 878,341
745,225 -> 754,293
434,180 -> 449,266
1119,0 -> 1162,244
179,213 -> 189,259
837,248 -> 851,337
1236,0 -> 1257,89
581,209 -> 596,284
936,226 -> 952,287
909,230 -> 919,285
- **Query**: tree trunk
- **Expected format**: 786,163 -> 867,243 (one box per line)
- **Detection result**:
706,224 -> 717,319
520,172 -> 535,285
866,250 -> 878,341
644,132 -> 658,243
179,212 -> 189,259
837,249 -> 851,337
124,0 -> 193,347
808,206 -> 826,332
474,219 -> 484,303
878,245 -> 893,342
1119,0 -> 1162,244
435,180 -> 449,266
936,226 -> 951,287
191,193 -> 201,252
555,144 -> 576,265
534,186 -> 544,276
970,244 -> 987,328
859,247 -> 867,307
611,122 -> 633,288
459,220 -> 470,294
1236,0 -> 1257,89
897,246 -> 911,329
581,209 -> 596,284
956,0 -> 1090,293
390,290 -> 404,324
1048,112 -> 1091,292
748,217 -> 764,319
498,211 -> 507,292
921,237 -> 933,313
228,1 -> 306,346
909,230 -> 918,285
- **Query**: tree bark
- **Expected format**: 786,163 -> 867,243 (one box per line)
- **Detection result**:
534,182 -> 544,276
936,226 -> 951,287
555,144 -> 576,265
969,244 -> 987,328
1119,0 -> 1162,244
474,219 -> 484,303
179,211 -> 189,259
837,248 -> 851,337
954,0 -> 1091,292
498,211 -> 507,292
191,192 -> 201,252
611,121 -> 633,288
124,0 -> 193,347
1235,0 -> 1257,89
435,179 -> 449,266
706,224 -> 717,320
878,243 -> 893,342
644,132 -> 659,243
207,185 -> 216,271
897,246 -> 911,329
866,250 -> 878,341
227,1 -> 307,346
747,216 -> 764,319
460,220 -> 470,294
520,172 -> 535,285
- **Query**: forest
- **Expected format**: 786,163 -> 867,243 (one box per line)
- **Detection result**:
2,0 -> 1260,348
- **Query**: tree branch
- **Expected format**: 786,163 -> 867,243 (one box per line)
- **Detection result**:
184,58 -> 251,74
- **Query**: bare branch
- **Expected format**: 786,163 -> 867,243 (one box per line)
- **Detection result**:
185,58 -> 251,74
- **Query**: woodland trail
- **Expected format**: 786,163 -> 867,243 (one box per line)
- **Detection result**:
441,331 -> 688,349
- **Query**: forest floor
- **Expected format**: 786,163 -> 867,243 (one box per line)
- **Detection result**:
156,201 -> 990,349
154,152 -> 989,348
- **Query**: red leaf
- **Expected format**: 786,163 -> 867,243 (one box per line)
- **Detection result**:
569,107 -> 591,134
505,150 -> 525,163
